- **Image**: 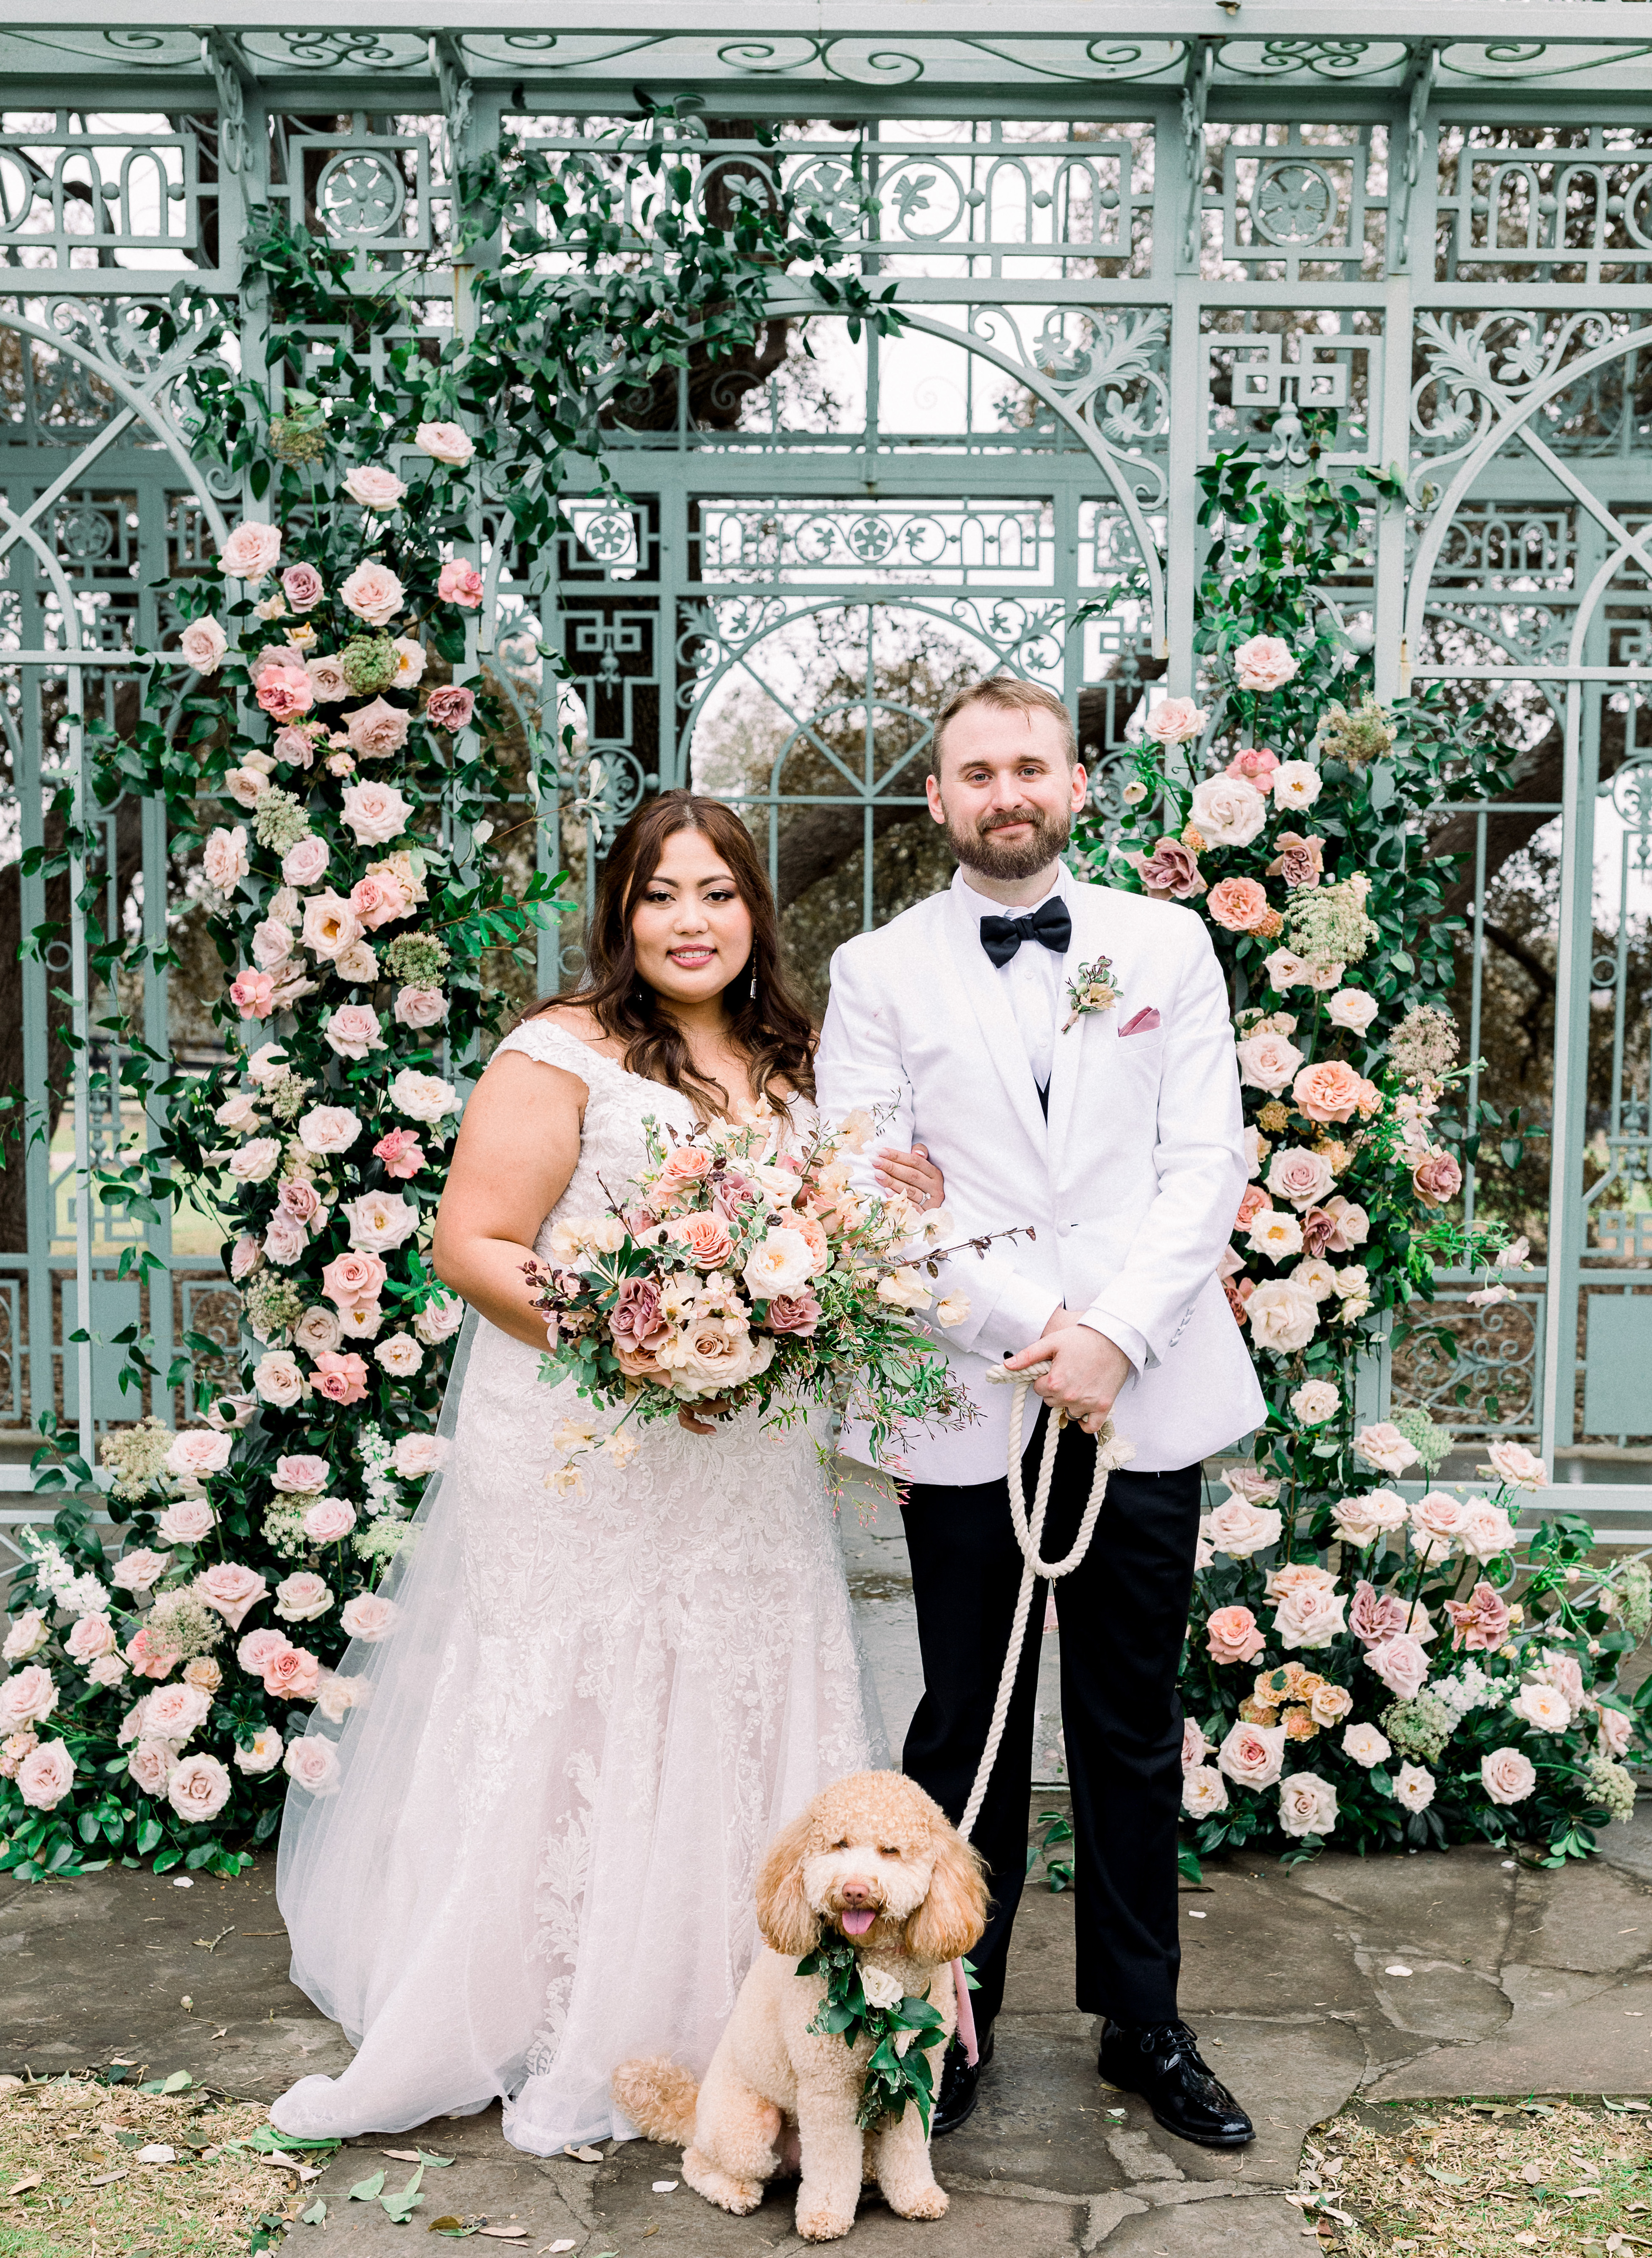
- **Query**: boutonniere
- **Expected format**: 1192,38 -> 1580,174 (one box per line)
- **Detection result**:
1062,953 -> 1121,1033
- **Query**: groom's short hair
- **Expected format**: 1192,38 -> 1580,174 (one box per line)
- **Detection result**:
932,676 -> 1077,773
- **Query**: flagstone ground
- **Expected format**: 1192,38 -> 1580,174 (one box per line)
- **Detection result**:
5,1498 -> 1652,2252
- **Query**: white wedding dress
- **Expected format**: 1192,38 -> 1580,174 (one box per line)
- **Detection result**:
270,1018 -> 886,2151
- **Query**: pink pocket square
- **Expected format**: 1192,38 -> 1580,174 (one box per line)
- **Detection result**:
1119,1007 -> 1162,1038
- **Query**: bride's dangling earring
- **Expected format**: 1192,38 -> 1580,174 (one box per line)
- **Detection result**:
748,956 -> 758,1003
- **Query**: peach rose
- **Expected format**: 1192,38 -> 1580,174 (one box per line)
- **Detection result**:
1309,1682 -> 1352,1727
1206,1605 -> 1266,1666
1206,876 -> 1272,932
264,1643 -> 323,1699
1292,1059 -> 1364,1123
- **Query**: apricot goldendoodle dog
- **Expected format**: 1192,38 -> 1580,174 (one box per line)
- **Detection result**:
612,1771 -> 988,2243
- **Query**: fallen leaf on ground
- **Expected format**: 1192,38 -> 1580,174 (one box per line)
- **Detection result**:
8,2175 -> 42,2196
349,2169 -> 387,2202
651,2179 -> 678,2191
477,2229 -> 527,2241
85,2171 -> 127,2187
135,2144 -> 176,2164
564,2144 -> 602,2163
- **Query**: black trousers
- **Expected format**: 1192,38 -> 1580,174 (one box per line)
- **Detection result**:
900,1413 -> 1202,2028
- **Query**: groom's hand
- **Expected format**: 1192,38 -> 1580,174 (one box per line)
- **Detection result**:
1005,1313 -> 1132,1434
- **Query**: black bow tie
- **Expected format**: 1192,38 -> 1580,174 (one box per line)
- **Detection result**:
979,897 -> 1072,968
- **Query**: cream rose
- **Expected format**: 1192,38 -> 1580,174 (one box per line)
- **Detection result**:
743,1227 -> 815,1302
274,1572 -> 334,1625
339,779 -> 413,846
339,560 -> 405,626
1327,988 -> 1379,1034
1232,634 -> 1298,694
218,521 -> 281,579
1236,1029 -> 1305,1094
1244,1279 -> 1320,1353
389,1069 -> 461,1125
202,825 -> 249,894
297,1104 -> 361,1156
340,1592 -> 399,1643
1181,1765 -> 1229,1819
1216,1718 -> 1288,1789
1278,1771 -> 1338,1838
343,1189 -> 420,1253
1246,1210 -> 1304,1264
1189,774 -> 1268,849
1354,1422 -> 1421,1476
17,1738 -> 77,1811
416,420 -> 475,465
1272,1581 -> 1347,1652
1201,1498 -> 1283,1560
343,464 -> 407,511
1481,1746 -> 1537,1805
180,615 -> 228,672
283,1734 -> 341,1795
1510,1682 -> 1571,1734
234,1726 -> 284,1774
374,1332 -> 424,1377
1342,1722 -> 1391,1768
1270,758 -> 1323,808
1290,1378 -> 1340,1426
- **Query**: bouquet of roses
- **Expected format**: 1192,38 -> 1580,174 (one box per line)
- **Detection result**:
524,1107 -> 1012,1472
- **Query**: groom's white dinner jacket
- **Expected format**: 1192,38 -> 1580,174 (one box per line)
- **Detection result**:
815,864 -> 1267,1484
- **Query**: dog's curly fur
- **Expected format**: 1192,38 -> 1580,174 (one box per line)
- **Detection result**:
613,1771 -> 988,2243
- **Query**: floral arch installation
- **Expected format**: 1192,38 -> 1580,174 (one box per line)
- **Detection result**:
1,13 -> 1651,1509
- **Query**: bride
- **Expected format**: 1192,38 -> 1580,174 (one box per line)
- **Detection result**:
269,791 -> 942,2154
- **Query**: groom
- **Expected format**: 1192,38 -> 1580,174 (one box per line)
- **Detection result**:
815,676 -> 1266,2147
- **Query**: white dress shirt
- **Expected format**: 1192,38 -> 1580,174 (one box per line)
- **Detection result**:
954,868 -> 1065,1096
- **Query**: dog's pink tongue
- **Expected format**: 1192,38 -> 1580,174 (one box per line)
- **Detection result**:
841,1908 -> 876,1937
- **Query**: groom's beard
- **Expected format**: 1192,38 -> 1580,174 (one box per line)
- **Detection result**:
941,798 -> 1072,883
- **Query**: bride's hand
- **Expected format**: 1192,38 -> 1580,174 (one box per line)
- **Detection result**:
873,1141 -> 945,1216
678,1396 -> 734,1435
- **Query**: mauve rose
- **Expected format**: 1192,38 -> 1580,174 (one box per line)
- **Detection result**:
1363,1633 -> 1430,1699
65,1613 -> 118,1664
1232,634 -> 1298,694
237,1628 -> 291,1677
313,1351 -> 370,1405
437,558 -> 484,608
282,562 -> 324,611
282,835 -> 331,889
1206,1605 -> 1266,1666
345,696 -> 410,759
669,1212 -> 736,1270
1135,837 -> 1205,899
341,1592 -> 398,1643
394,985 -> 447,1028
1412,1150 -> 1463,1207
1207,876 -> 1272,932
1482,1746 -> 1537,1806
263,1643 -> 322,1698
1318,1195 -> 1368,1252
1290,1059 -> 1363,1124
611,1276 -> 668,1355
219,521 -> 281,579
425,684 -> 475,730
167,1752 -> 231,1824
306,654 -> 348,703
303,1496 -> 357,1543
764,1291 -> 822,1337
340,559 -> 405,626
1266,1146 -> 1336,1211
1445,1580 -> 1512,1653
1216,1718 -> 1288,1789
1348,1579 -> 1412,1647
1266,830 -> 1325,889
195,1563 -> 268,1630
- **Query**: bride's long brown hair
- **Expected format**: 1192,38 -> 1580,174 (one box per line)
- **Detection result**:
525,791 -> 817,1116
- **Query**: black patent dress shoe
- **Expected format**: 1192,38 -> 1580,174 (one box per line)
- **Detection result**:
1098,2018 -> 1253,2148
931,2020 -> 995,2138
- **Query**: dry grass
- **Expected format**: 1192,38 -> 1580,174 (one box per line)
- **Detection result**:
1299,2095 -> 1652,2255
0,2072 -> 310,2256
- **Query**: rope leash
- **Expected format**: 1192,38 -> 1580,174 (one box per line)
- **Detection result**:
944,1362 -> 1134,2068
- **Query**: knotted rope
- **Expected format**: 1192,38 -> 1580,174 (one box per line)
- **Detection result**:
945,1363 -> 1134,2066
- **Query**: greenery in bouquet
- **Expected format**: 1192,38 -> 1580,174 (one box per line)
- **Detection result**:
527,1107 -> 1006,1475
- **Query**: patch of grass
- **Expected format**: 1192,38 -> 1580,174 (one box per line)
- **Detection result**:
0,2071 -> 304,2256
1297,2095 -> 1652,2255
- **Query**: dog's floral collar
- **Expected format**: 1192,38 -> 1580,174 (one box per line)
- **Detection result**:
798,1932 -> 946,2130
1062,952 -> 1121,1033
